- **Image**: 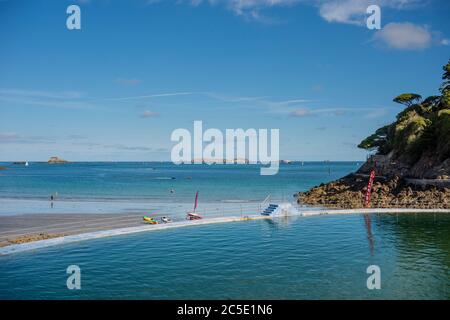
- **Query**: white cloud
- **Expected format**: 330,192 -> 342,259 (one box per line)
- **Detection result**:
140,110 -> 159,118
290,108 -> 312,117
373,22 -> 432,50
179,0 -> 301,21
318,0 -> 369,25
174,0 -> 424,23
317,0 -> 424,25
148,0 -> 448,46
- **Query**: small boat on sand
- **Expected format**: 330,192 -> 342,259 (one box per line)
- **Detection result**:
161,216 -> 172,223
143,216 -> 158,224
186,191 -> 202,220
186,212 -> 202,220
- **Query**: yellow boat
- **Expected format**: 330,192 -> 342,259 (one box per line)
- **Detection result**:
143,216 -> 158,224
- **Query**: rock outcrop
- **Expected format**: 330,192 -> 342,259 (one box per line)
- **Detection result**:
48,156 -> 69,164
298,174 -> 449,209
297,60 -> 450,209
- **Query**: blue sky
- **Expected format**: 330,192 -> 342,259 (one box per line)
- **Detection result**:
0,0 -> 449,161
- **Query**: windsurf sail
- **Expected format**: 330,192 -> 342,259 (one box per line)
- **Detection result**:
193,191 -> 199,212
364,170 -> 376,208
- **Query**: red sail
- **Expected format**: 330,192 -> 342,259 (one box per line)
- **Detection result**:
364,170 -> 376,208
193,191 -> 199,212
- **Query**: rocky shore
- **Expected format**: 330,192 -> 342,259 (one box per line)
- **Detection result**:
5,233 -> 65,247
297,174 -> 449,209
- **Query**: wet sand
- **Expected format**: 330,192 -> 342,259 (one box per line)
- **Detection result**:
0,213 -> 148,247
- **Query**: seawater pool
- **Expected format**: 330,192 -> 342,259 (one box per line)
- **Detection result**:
0,213 -> 449,299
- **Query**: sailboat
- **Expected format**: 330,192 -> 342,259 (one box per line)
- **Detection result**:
186,191 -> 202,220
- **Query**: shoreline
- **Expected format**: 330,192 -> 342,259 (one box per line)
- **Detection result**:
1,208 -> 450,256
298,174 -> 450,209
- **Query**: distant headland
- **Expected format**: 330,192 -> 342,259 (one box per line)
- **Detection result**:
47,156 -> 69,164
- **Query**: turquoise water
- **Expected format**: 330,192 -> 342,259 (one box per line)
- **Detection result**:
0,213 -> 449,299
0,161 -> 359,203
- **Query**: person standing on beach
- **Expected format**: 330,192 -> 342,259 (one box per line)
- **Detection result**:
50,194 -> 54,208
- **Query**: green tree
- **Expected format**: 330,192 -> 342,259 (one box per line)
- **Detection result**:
440,60 -> 450,107
393,93 -> 422,107
357,125 -> 392,154
422,95 -> 440,108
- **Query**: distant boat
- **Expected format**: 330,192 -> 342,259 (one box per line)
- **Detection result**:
25,162 -> 29,166
13,161 -> 27,165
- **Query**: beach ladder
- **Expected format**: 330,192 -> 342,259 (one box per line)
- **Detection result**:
260,203 -> 279,216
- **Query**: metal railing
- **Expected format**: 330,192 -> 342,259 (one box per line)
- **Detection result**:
175,194 -> 277,220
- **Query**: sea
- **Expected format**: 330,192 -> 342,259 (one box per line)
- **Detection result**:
0,161 -> 448,299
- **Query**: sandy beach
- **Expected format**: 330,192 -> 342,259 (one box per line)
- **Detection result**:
0,213 -> 147,247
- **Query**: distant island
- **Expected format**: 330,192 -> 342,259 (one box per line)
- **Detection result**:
48,156 -> 69,164
298,60 -> 450,209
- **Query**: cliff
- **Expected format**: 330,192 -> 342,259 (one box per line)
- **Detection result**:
298,60 -> 450,209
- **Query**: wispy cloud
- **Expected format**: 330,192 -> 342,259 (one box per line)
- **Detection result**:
289,106 -> 391,118
0,89 -> 84,100
104,144 -> 153,151
201,92 -> 266,103
264,98 -> 312,108
179,0 -> 301,22
73,141 -> 163,152
103,90 -> 311,110
0,132 -> 54,144
102,91 -> 266,103
0,87 -> 311,113
0,87 -> 390,121
102,92 -> 195,101
163,0 -> 426,24
0,88 -> 93,109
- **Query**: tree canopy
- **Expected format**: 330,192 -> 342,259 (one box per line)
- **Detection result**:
359,60 -> 450,164
393,93 -> 422,107
440,59 -> 450,107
